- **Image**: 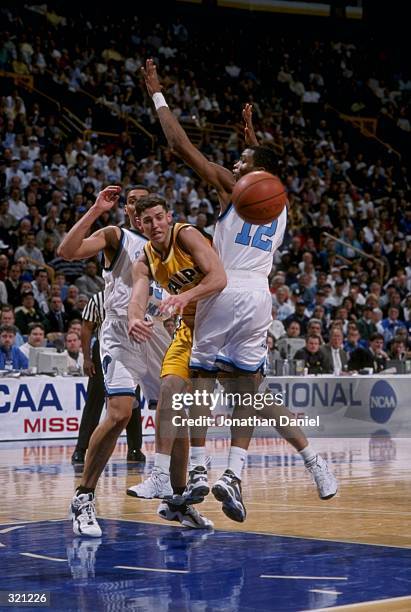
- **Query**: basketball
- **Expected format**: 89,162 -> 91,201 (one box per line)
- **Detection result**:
232,171 -> 287,225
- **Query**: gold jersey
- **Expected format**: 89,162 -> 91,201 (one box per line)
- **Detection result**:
144,223 -> 209,324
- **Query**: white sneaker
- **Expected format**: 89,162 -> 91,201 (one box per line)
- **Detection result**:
69,493 -> 102,538
306,455 -> 338,500
157,501 -> 214,529
127,467 -> 173,499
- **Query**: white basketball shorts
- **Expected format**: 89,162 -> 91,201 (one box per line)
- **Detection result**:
190,271 -> 271,373
100,316 -> 170,403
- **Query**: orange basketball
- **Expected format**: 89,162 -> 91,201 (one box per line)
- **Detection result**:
232,171 -> 287,225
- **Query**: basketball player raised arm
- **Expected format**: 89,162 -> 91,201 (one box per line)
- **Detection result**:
142,59 -> 235,212
57,185 -> 122,263
243,103 -> 259,147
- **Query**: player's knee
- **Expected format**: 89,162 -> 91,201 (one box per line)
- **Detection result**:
107,396 -> 132,428
158,375 -> 185,408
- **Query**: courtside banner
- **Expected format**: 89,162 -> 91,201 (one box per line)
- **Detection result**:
0,376 -> 155,441
204,375 -> 411,438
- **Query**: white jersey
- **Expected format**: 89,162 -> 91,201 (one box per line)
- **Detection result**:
103,228 -> 166,318
213,203 -> 287,276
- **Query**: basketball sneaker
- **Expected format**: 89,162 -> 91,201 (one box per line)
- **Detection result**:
127,467 -> 173,499
69,492 -> 102,538
212,469 -> 246,522
157,500 -> 214,529
306,454 -> 338,500
181,466 -> 210,504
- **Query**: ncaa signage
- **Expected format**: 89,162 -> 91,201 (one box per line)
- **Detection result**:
369,381 -> 397,423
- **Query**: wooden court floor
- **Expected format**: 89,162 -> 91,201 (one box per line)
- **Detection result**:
0,435 -> 410,611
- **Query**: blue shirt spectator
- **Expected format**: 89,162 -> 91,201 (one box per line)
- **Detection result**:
0,324 -> 29,370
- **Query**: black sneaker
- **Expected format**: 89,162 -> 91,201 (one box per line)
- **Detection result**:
71,450 -> 85,465
126,449 -> 146,463
182,466 -> 209,504
212,469 -> 246,523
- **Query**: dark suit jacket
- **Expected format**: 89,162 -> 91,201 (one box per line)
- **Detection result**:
294,347 -> 329,374
348,347 -> 387,373
44,310 -> 70,334
320,345 -> 349,374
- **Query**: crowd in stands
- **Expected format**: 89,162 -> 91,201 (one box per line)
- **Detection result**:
0,5 -> 410,374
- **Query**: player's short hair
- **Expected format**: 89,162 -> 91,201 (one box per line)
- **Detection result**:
126,185 -> 150,200
248,146 -> 278,174
135,194 -> 168,216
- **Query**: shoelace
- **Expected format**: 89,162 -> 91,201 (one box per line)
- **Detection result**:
78,500 -> 95,524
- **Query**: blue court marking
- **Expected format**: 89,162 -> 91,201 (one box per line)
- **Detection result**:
0,519 -> 410,611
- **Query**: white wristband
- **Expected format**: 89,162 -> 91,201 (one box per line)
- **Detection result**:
152,92 -> 168,110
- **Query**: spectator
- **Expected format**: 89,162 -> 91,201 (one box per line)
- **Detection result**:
0,305 -> 24,346
388,336 -> 408,360
14,231 -> 45,270
0,277 -> 7,305
321,327 -> 349,374
284,299 -> 309,335
0,324 -> 28,370
294,334 -> 329,374
44,295 -> 69,334
378,306 -> 407,346
75,261 -> 105,298
31,268 -> 50,314
14,291 -> 45,334
268,305 -> 286,340
348,333 -> 388,373
65,330 -> 84,373
272,286 -> 294,321
19,322 -> 46,358
344,325 -> 368,353
4,263 -> 22,307
357,305 -> 377,341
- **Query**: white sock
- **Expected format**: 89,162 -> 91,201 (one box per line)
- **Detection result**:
227,446 -> 247,480
190,446 -> 206,470
154,453 -> 171,473
299,444 -> 317,465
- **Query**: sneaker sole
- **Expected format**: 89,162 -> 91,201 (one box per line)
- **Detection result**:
126,488 -> 172,499
320,488 -> 338,500
183,484 -> 210,505
212,483 -> 246,523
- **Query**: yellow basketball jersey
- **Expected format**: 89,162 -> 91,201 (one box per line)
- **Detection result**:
144,223 -> 208,323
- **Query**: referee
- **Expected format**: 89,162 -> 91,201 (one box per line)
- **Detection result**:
71,291 -> 145,464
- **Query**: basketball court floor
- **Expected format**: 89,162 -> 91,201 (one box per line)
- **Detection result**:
0,434 -> 410,611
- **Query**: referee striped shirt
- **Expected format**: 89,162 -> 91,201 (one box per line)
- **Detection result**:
82,291 -> 105,334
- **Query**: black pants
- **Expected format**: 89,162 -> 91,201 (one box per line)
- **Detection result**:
75,339 -> 142,452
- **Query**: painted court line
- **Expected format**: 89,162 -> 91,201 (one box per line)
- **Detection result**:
260,575 -> 348,581
0,525 -> 26,533
306,594 -> 411,610
20,552 -> 67,562
309,589 -> 343,595
115,565 -> 188,574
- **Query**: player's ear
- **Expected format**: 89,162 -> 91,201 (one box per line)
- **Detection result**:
166,211 -> 173,224
134,217 -> 143,231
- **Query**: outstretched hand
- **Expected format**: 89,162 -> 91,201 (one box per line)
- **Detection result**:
94,185 -> 121,212
141,58 -> 162,96
242,103 -> 259,146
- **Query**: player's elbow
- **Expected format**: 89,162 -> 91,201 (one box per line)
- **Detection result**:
216,270 -> 227,291
56,244 -> 67,259
57,244 -> 73,260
